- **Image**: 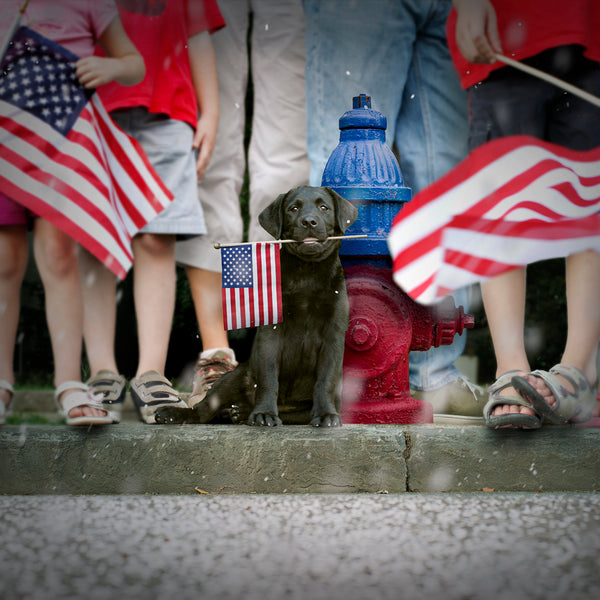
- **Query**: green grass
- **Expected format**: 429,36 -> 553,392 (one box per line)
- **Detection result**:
6,412 -> 63,425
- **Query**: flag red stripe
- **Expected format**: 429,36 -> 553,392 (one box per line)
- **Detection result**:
394,137 -> 600,223
444,249 -> 518,278
0,143 -> 131,257
89,99 -> 171,213
0,178 -> 129,278
450,214 -> 600,239
388,135 -> 600,304
71,109 -> 148,229
2,109 -> 145,236
0,141 -> 130,251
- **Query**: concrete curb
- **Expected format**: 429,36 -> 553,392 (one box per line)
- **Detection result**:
1,422 -> 598,494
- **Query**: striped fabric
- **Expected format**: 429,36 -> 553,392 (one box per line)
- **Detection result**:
388,135 -> 600,304
221,242 -> 282,330
0,27 -> 172,279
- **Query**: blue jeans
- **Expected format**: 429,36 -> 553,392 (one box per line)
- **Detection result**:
304,0 -> 470,390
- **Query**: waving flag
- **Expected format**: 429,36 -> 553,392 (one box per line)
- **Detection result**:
221,242 -> 282,330
0,27 -> 173,279
388,135 -> 600,304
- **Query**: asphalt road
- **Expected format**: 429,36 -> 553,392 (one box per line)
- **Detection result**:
1,492 -> 599,600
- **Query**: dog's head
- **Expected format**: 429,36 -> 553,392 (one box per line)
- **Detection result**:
258,186 -> 358,261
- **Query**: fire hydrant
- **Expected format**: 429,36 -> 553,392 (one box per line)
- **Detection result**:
322,94 -> 474,424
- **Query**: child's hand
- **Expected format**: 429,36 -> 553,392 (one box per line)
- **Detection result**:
75,56 -> 123,89
454,0 -> 502,64
193,113 -> 218,180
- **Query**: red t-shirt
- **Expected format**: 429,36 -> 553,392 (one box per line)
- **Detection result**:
98,0 -> 225,128
447,0 -> 600,89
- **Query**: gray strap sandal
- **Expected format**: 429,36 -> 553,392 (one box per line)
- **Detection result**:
483,371 -> 542,430
130,370 -> 187,424
86,371 -> 127,423
512,364 -> 596,425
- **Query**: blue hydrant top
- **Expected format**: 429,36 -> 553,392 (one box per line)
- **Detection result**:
338,93 -> 387,130
321,94 -> 412,260
321,94 -> 409,200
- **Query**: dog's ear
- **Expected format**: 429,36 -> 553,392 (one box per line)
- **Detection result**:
259,192 -> 287,239
324,187 -> 358,233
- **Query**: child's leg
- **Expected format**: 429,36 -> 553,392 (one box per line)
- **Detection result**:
78,247 -> 119,375
481,267 -> 532,418
131,233 -> 176,377
33,219 -> 106,418
0,225 -> 28,408
525,251 -> 600,406
185,266 -> 228,350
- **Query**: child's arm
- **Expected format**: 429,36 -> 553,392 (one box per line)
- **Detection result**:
76,16 -> 145,89
188,31 -> 219,180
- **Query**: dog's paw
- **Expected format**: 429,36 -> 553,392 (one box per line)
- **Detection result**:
155,406 -> 201,424
247,411 -> 282,426
229,403 -> 251,424
311,413 -> 342,427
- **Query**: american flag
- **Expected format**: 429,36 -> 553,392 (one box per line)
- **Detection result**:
221,242 -> 282,330
0,27 -> 173,279
388,135 -> 600,304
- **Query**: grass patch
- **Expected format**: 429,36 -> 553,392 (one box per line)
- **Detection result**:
6,412 -> 63,425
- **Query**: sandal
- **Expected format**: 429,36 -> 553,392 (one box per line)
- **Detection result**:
130,370 -> 187,424
86,370 -> 127,423
483,371 -> 542,430
512,364 -> 596,425
0,379 -> 14,425
55,381 -> 115,426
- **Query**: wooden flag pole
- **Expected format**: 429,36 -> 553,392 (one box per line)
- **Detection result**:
214,234 -> 368,249
495,53 -> 600,109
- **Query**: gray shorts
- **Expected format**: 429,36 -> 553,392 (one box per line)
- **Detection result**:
110,107 -> 206,237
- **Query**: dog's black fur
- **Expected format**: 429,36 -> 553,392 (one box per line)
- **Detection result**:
155,186 -> 357,426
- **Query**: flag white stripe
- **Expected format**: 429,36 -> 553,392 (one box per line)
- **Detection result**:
89,97 -> 170,213
269,244 -> 279,323
0,156 -> 131,271
388,144 -> 600,256
388,136 -> 600,304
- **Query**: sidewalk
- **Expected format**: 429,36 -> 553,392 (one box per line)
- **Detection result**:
1,390 -> 599,495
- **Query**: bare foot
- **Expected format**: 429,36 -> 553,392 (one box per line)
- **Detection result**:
490,371 -> 537,428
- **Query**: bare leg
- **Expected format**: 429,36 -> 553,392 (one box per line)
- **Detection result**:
524,251 -> 600,404
185,266 -> 229,350
0,225 -> 28,408
131,233 -> 176,377
33,220 -> 106,418
481,267 -> 533,419
78,247 -> 119,375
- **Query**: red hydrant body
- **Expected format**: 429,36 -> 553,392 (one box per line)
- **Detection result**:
321,95 -> 474,423
341,265 -> 473,424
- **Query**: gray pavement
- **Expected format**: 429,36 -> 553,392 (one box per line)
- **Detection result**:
1,492 -> 599,600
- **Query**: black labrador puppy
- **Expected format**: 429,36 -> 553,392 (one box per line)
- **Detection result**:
156,186 -> 358,427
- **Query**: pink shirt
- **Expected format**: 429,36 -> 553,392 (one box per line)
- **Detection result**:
23,0 -> 117,57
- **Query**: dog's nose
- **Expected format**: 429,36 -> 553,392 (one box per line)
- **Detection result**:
301,215 -> 318,229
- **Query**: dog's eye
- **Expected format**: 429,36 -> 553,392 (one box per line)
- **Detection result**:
289,205 -> 299,213
319,204 -> 330,212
